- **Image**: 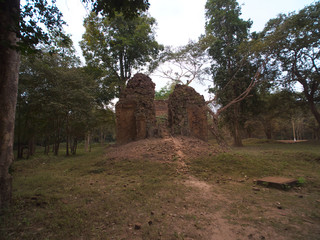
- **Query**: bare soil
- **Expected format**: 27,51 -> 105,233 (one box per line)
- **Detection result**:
276,140 -> 308,143
106,136 -> 220,162
4,138 -> 319,240
104,137 -> 320,240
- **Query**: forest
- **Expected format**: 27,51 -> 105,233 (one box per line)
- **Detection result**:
0,0 -> 319,220
12,0 -> 320,159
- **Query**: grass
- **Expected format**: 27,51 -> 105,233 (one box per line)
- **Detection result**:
2,145 -> 185,239
187,139 -> 320,239
189,139 -> 320,180
1,139 -> 320,239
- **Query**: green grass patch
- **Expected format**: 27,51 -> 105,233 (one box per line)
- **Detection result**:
188,140 -> 320,181
1,140 -> 320,240
1,145 -> 184,240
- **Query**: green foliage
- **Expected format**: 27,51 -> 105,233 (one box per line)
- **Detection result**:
16,45 -> 115,156
247,89 -> 316,140
19,0 -> 69,54
297,177 -> 306,185
154,83 -> 175,100
205,0 -> 258,146
205,0 -> 252,64
259,2 -> 320,128
82,0 -> 150,18
80,12 -> 163,96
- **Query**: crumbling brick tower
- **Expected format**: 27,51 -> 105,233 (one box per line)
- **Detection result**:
168,84 -> 208,141
115,73 -> 156,144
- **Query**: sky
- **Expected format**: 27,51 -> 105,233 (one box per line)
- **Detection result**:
55,0 -> 316,98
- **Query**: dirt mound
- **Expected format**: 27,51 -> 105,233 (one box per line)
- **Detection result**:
105,136 -> 219,162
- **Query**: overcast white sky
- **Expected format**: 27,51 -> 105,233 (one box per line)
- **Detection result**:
56,0 -> 316,97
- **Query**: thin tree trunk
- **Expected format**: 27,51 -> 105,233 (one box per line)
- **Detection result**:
85,131 -> 91,152
66,135 -> 69,156
44,137 -> 50,155
263,120 -> 272,140
232,104 -> 243,147
292,119 -> 296,141
28,135 -> 35,156
66,116 -> 69,156
100,127 -> 104,146
206,106 -> 229,151
85,133 -> 89,152
54,120 -> 61,155
296,72 -> 320,128
208,122 -> 229,151
307,96 -> 320,129
72,138 -> 77,155
0,0 -> 20,209
54,137 -> 60,156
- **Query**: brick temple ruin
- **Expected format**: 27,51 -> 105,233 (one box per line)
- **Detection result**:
115,73 -> 156,144
115,73 -> 208,144
168,84 -> 208,141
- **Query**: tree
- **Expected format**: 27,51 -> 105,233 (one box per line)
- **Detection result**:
153,39 -> 211,86
205,0 -> 257,147
153,33 -> 263,148
82,0 -> 150,18
17,49 -> 96,156
260,2 -> 320,132
253,90 -> 303,139
0,0 -> 150,210
80,12 -> 162,96
0,0 -> 19,209
0,0 -> 67,210
155,82 -> 175,100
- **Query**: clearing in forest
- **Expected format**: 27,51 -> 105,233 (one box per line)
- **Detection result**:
1,138 -> 320,240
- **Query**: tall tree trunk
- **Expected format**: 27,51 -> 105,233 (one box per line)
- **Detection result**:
291,119 -> 296,141
28,135 -> 35,156
85,131 -> 91,152
44,136 -> 50,155
100,127 -> 104,146
72,138 -> 77,155
66,115 -> 69,156
206,106 -> 229,151
296,72 -> 320,129
209,118 -> 229,151
66,135 -> 69,156
0,0 -> 20,209
263,120 -> 272,140
306,95 -> 320,129
54,141 -> 60,155
54,119 -> 62,155
232,104 -> 243,147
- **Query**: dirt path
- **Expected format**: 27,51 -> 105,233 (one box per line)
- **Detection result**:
105,137 -> 308,239
182,176 -> 253,239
